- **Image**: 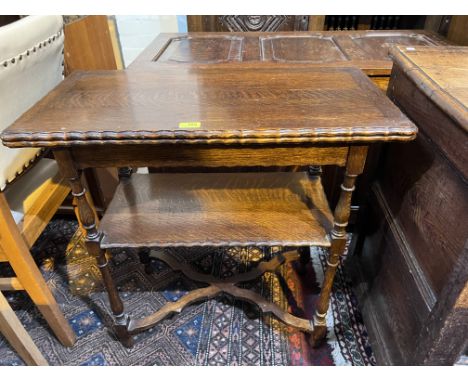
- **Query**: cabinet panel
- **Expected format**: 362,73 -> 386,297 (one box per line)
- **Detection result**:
350,32 -> 438,60
354,46 -> 468,365
131,31 -> 446,76
260,35 -> 348,63
156,36 -> 244,63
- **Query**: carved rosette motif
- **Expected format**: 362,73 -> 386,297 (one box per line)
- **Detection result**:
219,15 -> 288,32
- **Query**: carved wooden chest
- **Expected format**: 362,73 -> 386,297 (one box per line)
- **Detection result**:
354,46 -> 468,365
129,30 -> 447,90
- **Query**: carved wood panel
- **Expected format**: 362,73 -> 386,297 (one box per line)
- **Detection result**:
350,32 -> 438,60
260,35 -> 348,63
133,31 -> 446,69
218,15 -> 308,32
187,16 -> 309,32
156,36 -> 244,63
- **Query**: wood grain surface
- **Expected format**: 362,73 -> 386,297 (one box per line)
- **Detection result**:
64,15 -> 118,74
1,66 -> 417,147
129,30 -> 446,75
187,16 -> 310,33
352,45 -> 468,365
123,31 -> 442,226
0,193 -> 76,347
389,46 -> 468,133
99,172 -> 334,248
70,144 -> 349,169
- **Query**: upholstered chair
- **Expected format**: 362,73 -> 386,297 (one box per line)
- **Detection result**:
0,15 -> 76,364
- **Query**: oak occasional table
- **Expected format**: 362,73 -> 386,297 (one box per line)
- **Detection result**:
128,30 -> 446,223
1,65 -> 417,348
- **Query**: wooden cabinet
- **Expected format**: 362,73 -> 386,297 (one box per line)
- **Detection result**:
352,46 -> 468,365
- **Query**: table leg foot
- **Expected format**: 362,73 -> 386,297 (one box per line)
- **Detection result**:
114,314 -> 134,348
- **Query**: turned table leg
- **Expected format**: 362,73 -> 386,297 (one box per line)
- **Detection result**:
310,146 -> 368,347
298,166 -> 324,275
54,150 -> 134,347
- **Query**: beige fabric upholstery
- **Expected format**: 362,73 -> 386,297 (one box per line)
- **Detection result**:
0,15 -> 64,191
4,159 -> 59,224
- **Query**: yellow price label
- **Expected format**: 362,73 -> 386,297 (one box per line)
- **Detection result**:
178,122 -> 201,129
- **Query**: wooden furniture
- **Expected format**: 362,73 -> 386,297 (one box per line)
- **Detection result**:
187,15 -> 314,32
63,15 -> 122,212
130,30 -> 446,91
1,65 -> 416,348
352,46 -> 468,365
186,16 -> 430,34
0,291 -> 48,365
446,16 -> 468,45
0,16 -> 75,351
129,30 -> 446,228
325,16 -> 427,31
64,15 -> 123,74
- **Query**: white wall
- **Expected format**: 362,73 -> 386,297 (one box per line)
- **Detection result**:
115,15 -> 185,67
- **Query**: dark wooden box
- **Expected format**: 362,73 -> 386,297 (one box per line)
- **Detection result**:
352,46 -> 468,365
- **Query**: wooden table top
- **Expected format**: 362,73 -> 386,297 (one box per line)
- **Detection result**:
129,30 -> 446,75
1,65 -> 417,148
390,45 -> 468,132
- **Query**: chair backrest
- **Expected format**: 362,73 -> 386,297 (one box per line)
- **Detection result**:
0,15 -> 64,191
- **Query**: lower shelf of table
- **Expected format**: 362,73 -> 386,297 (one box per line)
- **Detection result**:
99,172 -> 333,249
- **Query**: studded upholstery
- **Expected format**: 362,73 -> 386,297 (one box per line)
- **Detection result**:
0,15 -> 64,191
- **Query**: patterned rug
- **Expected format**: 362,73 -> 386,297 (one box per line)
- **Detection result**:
0,218 -> 375,366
